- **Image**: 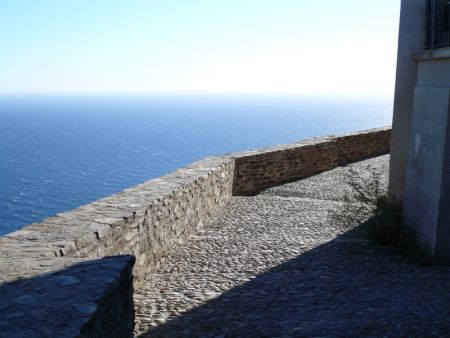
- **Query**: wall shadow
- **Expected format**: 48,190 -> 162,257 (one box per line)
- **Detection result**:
141,226 -> 450,337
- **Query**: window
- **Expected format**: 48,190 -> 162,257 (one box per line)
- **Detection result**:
425,0 -> 450,49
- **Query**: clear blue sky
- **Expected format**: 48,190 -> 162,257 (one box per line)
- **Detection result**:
0,0 -> 401,96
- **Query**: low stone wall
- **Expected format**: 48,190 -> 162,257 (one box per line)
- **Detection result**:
335,128 -> 392,166
0,127 -> 391,337
3,157 -> 234,281
232,127 -> 391,195
0,254 -> 135,338
0,156 -> 234,337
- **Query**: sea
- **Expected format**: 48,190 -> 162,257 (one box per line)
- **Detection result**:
0,95 -> 393,235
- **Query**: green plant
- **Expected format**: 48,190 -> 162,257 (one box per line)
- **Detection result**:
329,165 -> 389,229
329,165 -> 431,265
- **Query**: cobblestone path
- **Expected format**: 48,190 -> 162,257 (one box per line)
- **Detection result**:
134,155 -> 450,337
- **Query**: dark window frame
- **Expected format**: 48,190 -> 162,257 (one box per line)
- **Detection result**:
425,0 -> 450,49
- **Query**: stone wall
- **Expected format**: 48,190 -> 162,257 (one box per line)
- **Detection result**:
0,254 -> 135,338
233,127 -> 391,195
335,128 -> 392,166
0,127 -> 391,337
0,156 -> 234,337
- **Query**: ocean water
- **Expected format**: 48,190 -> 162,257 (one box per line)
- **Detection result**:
0,95 -> 392,235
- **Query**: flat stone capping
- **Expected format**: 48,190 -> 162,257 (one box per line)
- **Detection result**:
0,126 -> 391,337
413,47 -> 450,61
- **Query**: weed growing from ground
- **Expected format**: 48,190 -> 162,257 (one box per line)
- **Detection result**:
329,164 -> 431,265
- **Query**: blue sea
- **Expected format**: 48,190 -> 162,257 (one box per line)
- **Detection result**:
0,95 -> 392,235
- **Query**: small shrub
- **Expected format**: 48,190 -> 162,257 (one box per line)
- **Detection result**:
328,165 -> 389,229
329,164 -> 431,265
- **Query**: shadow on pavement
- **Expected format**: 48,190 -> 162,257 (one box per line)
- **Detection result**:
141,226 -> 450,337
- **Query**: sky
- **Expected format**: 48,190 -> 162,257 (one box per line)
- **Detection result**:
0,0 -> 401,97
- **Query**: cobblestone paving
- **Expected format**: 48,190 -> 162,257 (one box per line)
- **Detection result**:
134,155 -> 450,337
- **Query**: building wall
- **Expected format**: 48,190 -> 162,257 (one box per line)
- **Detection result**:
391,0 -> 450,260
389,0 -> 427,201
403,51 -> 450,260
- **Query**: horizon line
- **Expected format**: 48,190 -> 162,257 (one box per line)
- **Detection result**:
0,91 -> 394,99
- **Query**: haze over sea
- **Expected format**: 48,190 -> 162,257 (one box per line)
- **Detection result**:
0,95 -> 392,235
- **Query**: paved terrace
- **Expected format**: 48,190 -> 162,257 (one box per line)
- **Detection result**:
134,154 -> 450,337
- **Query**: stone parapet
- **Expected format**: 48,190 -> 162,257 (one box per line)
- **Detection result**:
335,128 -> 392,166
1,156 -> 234,337
233,127 -> 391,195
0,127 -> 391,337
3,156 -> 234,282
